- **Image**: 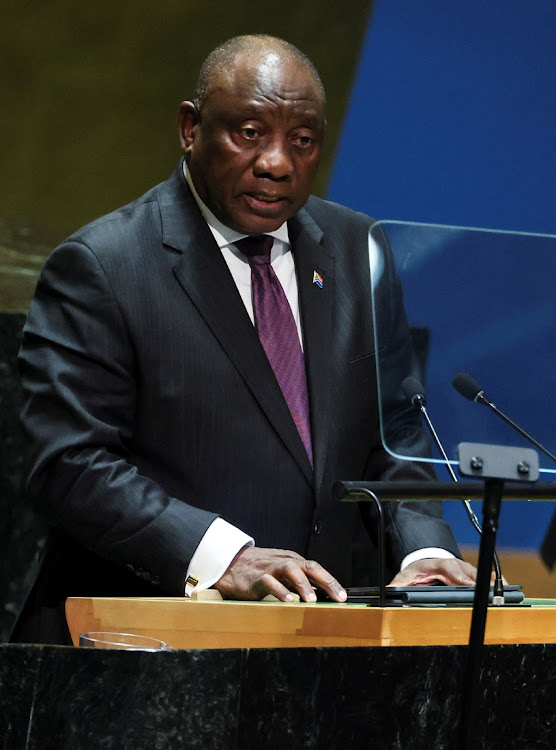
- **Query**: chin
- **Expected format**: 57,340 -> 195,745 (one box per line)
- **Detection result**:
244,207 -> 297,234
231,217 -> 284,235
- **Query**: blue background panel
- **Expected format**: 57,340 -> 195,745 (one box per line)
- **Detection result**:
328,1 -> 556,234
329,2 -> 556,548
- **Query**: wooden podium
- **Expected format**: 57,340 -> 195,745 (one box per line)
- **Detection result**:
66,596 -> 556,649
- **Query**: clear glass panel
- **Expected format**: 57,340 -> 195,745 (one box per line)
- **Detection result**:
369,221 -> 556,478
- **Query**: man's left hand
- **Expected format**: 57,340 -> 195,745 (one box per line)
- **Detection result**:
388,558 -> 477,587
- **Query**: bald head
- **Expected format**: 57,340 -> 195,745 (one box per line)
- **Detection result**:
193,35 -> 325,113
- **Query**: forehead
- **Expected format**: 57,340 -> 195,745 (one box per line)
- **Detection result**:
205,49 -> 325,124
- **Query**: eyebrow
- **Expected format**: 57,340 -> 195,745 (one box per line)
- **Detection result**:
231,102 -> 323,125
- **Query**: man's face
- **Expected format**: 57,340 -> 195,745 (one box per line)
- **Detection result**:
179,50 -> 325,235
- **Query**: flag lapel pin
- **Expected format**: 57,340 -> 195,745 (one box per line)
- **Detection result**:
312,270 -> 324,288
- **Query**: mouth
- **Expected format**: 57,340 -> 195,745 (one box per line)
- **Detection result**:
243,192 -> 288,214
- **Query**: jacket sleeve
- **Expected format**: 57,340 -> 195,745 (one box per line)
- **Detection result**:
18,239 -> 218,594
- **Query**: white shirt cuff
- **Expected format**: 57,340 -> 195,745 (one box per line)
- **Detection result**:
184,517 -> 254,596
400,548 -> 456,571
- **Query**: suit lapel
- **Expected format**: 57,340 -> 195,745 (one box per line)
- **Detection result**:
158,166 -> 314,486
288,209 -> 334,493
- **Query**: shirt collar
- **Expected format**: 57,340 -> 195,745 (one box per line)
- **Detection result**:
183,161 -> 290,249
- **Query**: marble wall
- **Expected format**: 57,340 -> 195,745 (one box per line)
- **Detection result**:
1,643 -> 554,749
0,216 -> 54,640
0,312 -> 47,641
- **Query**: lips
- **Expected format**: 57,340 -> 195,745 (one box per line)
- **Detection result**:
245,192 -> 286,203
248,193 -> 284,203
243,192 -> 288,216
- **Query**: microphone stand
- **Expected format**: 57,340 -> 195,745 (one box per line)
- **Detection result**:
476,395 -> 556,465
450,443 -> 538,750
413,393 -> 505,604
336,441 -> 544,750
459,475 -> 504,750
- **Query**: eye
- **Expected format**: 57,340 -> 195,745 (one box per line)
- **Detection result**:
240,127 -> 259,140
292,133 -> 314,149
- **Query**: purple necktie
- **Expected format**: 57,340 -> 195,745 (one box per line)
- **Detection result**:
235,235 -> 313,466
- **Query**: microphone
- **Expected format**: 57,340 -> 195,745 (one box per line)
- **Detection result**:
452,372 -> 491,406
402,376 -> 505,604
452,372 -> 556,465
402,376 -> 458,483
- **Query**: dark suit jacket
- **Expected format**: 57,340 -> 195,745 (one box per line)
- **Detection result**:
16,162 -> 459,639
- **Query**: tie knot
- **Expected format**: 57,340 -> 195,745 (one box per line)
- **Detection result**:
235,235 -> 274,264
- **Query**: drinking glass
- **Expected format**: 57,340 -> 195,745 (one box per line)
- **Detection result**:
79,632 -> 173,651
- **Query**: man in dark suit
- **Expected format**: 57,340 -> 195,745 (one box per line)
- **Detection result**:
16,35 -> 475,643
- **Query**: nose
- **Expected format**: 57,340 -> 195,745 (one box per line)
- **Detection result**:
253,135 -> 294,181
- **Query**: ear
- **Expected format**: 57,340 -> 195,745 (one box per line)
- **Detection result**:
178,101 -> 200,155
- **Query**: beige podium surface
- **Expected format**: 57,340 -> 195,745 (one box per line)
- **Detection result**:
66,596 -> 556,650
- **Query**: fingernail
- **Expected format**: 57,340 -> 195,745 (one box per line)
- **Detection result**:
285,593 -> 295,602
307,592 -> 317,602
338,589 -> 347,602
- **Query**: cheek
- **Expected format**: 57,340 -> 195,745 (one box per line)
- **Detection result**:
209,133 -> 252,167
295,157 -> 320,193
207,144 -> 253,179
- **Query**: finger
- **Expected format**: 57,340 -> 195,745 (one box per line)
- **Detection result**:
388,567 -> 445,587
387,561 -> 444,587
257,573 -> 298,602
448,561 -> 477,585
388,570 -> 437,587
427,561 -> 475,586
426,563 -> 476,586
275,563 -> 319,602
389,559 -> 477,587
300,560 -> 347,602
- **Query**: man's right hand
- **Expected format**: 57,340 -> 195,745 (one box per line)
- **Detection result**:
213,546 -> 347,603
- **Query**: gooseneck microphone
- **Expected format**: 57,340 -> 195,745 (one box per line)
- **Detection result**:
402,376 -> 459,483
401,375 -> 505,604
452,372 -> 556,465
